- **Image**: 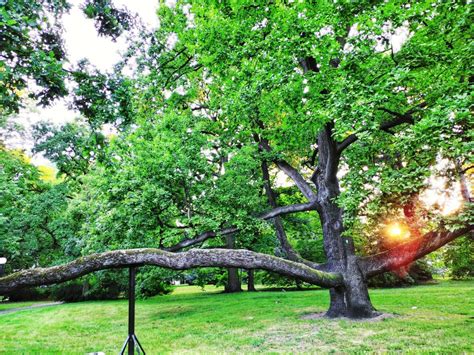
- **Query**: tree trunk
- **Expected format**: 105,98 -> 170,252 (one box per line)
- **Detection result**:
247,269 -> 256,292
326,286 -> 347,317
315,124 -> 378,318
225,267 -> 241,293
82,280 -> 89,300
343,238 -> 379,318
319,203 -> 377,318
225,234 -> 242,293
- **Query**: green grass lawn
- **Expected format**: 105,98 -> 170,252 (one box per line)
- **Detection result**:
0,280 -> 472,353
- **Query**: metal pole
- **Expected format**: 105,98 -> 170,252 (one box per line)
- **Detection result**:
119,266 -> 145,355
128,267 -> 136,355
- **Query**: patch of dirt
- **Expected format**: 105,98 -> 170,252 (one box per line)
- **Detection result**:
0,302 -> 63,315
300,312 -> 327,320
254,322 -> 324,352
300,312 -> 396,322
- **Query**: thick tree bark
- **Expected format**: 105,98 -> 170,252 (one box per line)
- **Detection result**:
314,124 -> 378,318
225,234 -> 242,293
342,238 -> 379,318
314,125 -> 348,317
326,287 -> 347,318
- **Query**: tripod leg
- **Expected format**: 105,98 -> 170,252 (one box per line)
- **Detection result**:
119,335 -> 130,355
132,334 -> 146,355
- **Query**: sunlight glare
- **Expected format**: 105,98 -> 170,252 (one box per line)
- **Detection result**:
385,222 -> 411,242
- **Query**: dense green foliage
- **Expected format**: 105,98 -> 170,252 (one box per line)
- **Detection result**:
0,0 -> 69,114
444,236 -> 474,279
0,147 -> 70,272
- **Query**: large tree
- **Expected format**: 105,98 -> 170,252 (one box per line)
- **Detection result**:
1,1 -> 472,319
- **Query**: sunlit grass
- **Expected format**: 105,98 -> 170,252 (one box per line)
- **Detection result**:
0,280 -> 472,353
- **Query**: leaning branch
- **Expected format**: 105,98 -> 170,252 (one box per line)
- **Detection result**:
258,201 -> 318,220
359,225 -> 473,277
261,160 -> 304,261
164,201 -> 319,252
0,249 -> 343,294
164,227 -> 238,252
275,160 -> 317,201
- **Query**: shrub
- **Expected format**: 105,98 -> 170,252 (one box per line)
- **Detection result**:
137,267 -> 174,298
444,236 -> 474,279
50,281 -> 85,302
6,287 -> 50,302
368,260 -> 433,288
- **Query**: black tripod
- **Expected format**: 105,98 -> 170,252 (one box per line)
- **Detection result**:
120,267 -> 146,355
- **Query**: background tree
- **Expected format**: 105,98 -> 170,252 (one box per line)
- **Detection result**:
0,147 -> 70,272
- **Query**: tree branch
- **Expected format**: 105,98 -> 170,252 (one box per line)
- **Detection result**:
322,123 -> 340,182
461,165 -> 474,174
258,201 -> 319,220
259,140 -> 317,201
0,248 -> 343,294
163,201 -> 318,252
359,225 -> 473,277
261,160 -> 303,261
164,227 -> 238,252
275,160 -> 318,200
252,135 -> 324,270
337,102 -> 428,153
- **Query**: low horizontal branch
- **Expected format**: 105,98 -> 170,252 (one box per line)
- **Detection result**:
0,249 -> 343,294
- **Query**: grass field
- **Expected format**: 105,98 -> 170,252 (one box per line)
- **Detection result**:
0,280 -> 472,353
